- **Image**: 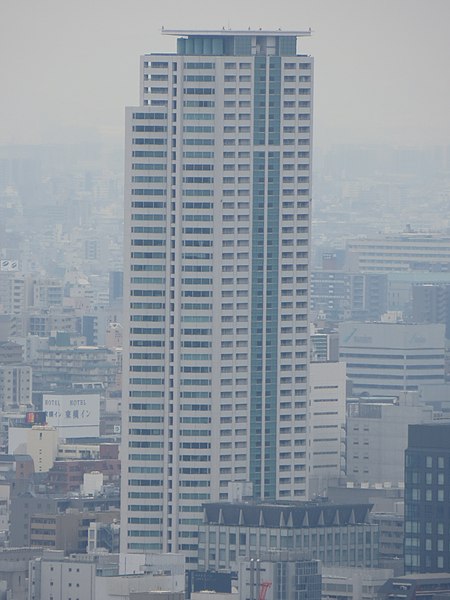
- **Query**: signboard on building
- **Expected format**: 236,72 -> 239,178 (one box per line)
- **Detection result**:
43,393 -> 100,438
25,411 -> 47,425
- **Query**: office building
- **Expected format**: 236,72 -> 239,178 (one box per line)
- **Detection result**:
308,361 -> 346,497
197,502 -> 379,571
240,551 -> 321,600
322,566 -> 394,600
121,29 -> 314,560
311,271 -> 387,322
28,551 -> 186,600
0,364 -> 32,410
0,547 -> 44,600
310,326 -> 339,362
370,512 -> 404,574
346,391 -> 433,485
377,573 -> 450,600
339,321 -> 446,396
29,509 -> 119,553
109,270 -> 124,303
404,422 -> 450,574
412,283 -> 450,338
346,232 -> 450,273
386,271 -> 450,316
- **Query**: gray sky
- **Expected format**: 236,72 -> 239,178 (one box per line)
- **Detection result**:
1,0 -> 449,147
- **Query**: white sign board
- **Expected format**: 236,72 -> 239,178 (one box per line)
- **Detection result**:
43,393 -> 100,438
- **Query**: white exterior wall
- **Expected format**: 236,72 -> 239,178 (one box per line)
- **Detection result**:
43,392 -> 100,438
27,426 -> 59,473
322,566 -> 394,600
308,361 -> 346,498
121,31 -> 313,560
339,321 -> 446,395
29,559 -> 96,600
346,234 -> 450,273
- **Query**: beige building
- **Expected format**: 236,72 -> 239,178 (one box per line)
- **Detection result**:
322,566 -> 394,600
308,361 -> 346,498
346,232 -> 450,273
8,425 -> 59,473
26,426 -> 59,473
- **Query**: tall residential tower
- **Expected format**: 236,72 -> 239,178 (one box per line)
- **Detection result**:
121,29 -> 313,561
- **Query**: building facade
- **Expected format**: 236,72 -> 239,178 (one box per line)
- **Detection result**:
197,502 -> 379,572
121,29 -> 314,560
308,361 -> 346,497
339,321 -> 446,396
239,552 -> 321,600
404,422 -> 450,574
377,573 -> 450,600
311,271 -> 387,322
322,566 -> 394,600
346,233 -> 450,273
346,391 -> 433,485
0,364 -> 32,411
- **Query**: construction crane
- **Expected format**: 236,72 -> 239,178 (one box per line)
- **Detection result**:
258,581 -> 272,600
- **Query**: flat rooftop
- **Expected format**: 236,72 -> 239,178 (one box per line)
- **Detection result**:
162,29 -> 311,37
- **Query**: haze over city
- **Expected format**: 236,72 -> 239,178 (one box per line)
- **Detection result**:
1,0 -> 450,147
0,1 -> 450,599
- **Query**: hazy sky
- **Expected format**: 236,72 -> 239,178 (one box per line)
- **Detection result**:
1,0 -> 449,147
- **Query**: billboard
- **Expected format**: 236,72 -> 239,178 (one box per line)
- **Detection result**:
25,411 -> 47,425
43,393 -> 100,438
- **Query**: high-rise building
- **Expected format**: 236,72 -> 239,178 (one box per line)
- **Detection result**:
121,29 -> 313,561
404,422 -> 450,574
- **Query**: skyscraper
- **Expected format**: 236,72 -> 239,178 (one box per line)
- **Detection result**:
121,29 -> 313,561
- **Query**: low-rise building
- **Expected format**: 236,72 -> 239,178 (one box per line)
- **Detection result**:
0,364 -> 32,410
28,551 -> 185,600
377,573 -> 450,600
322,566 -> 394,600
346,391 -> 433,485
0,547 -> 44,600
29,509 -> 119,553
239,551 -> 321,600
198,502 -> 379,572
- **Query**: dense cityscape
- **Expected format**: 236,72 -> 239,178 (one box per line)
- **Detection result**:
1,8 -> 450,600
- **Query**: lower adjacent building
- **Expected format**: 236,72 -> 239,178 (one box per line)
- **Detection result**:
197,502 -> 379,572
346,391 -> 432,485
377,573 -> 450,600
29,509 -> 120,554
0,547 -> 44,600
28,551 -> 186,600
239,551 -> 321,600
0,364 -> 32,411
308,361 -> 346,498
370,512 -> 404,574
10,492 -> 120,548
322,566 -> 394,600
